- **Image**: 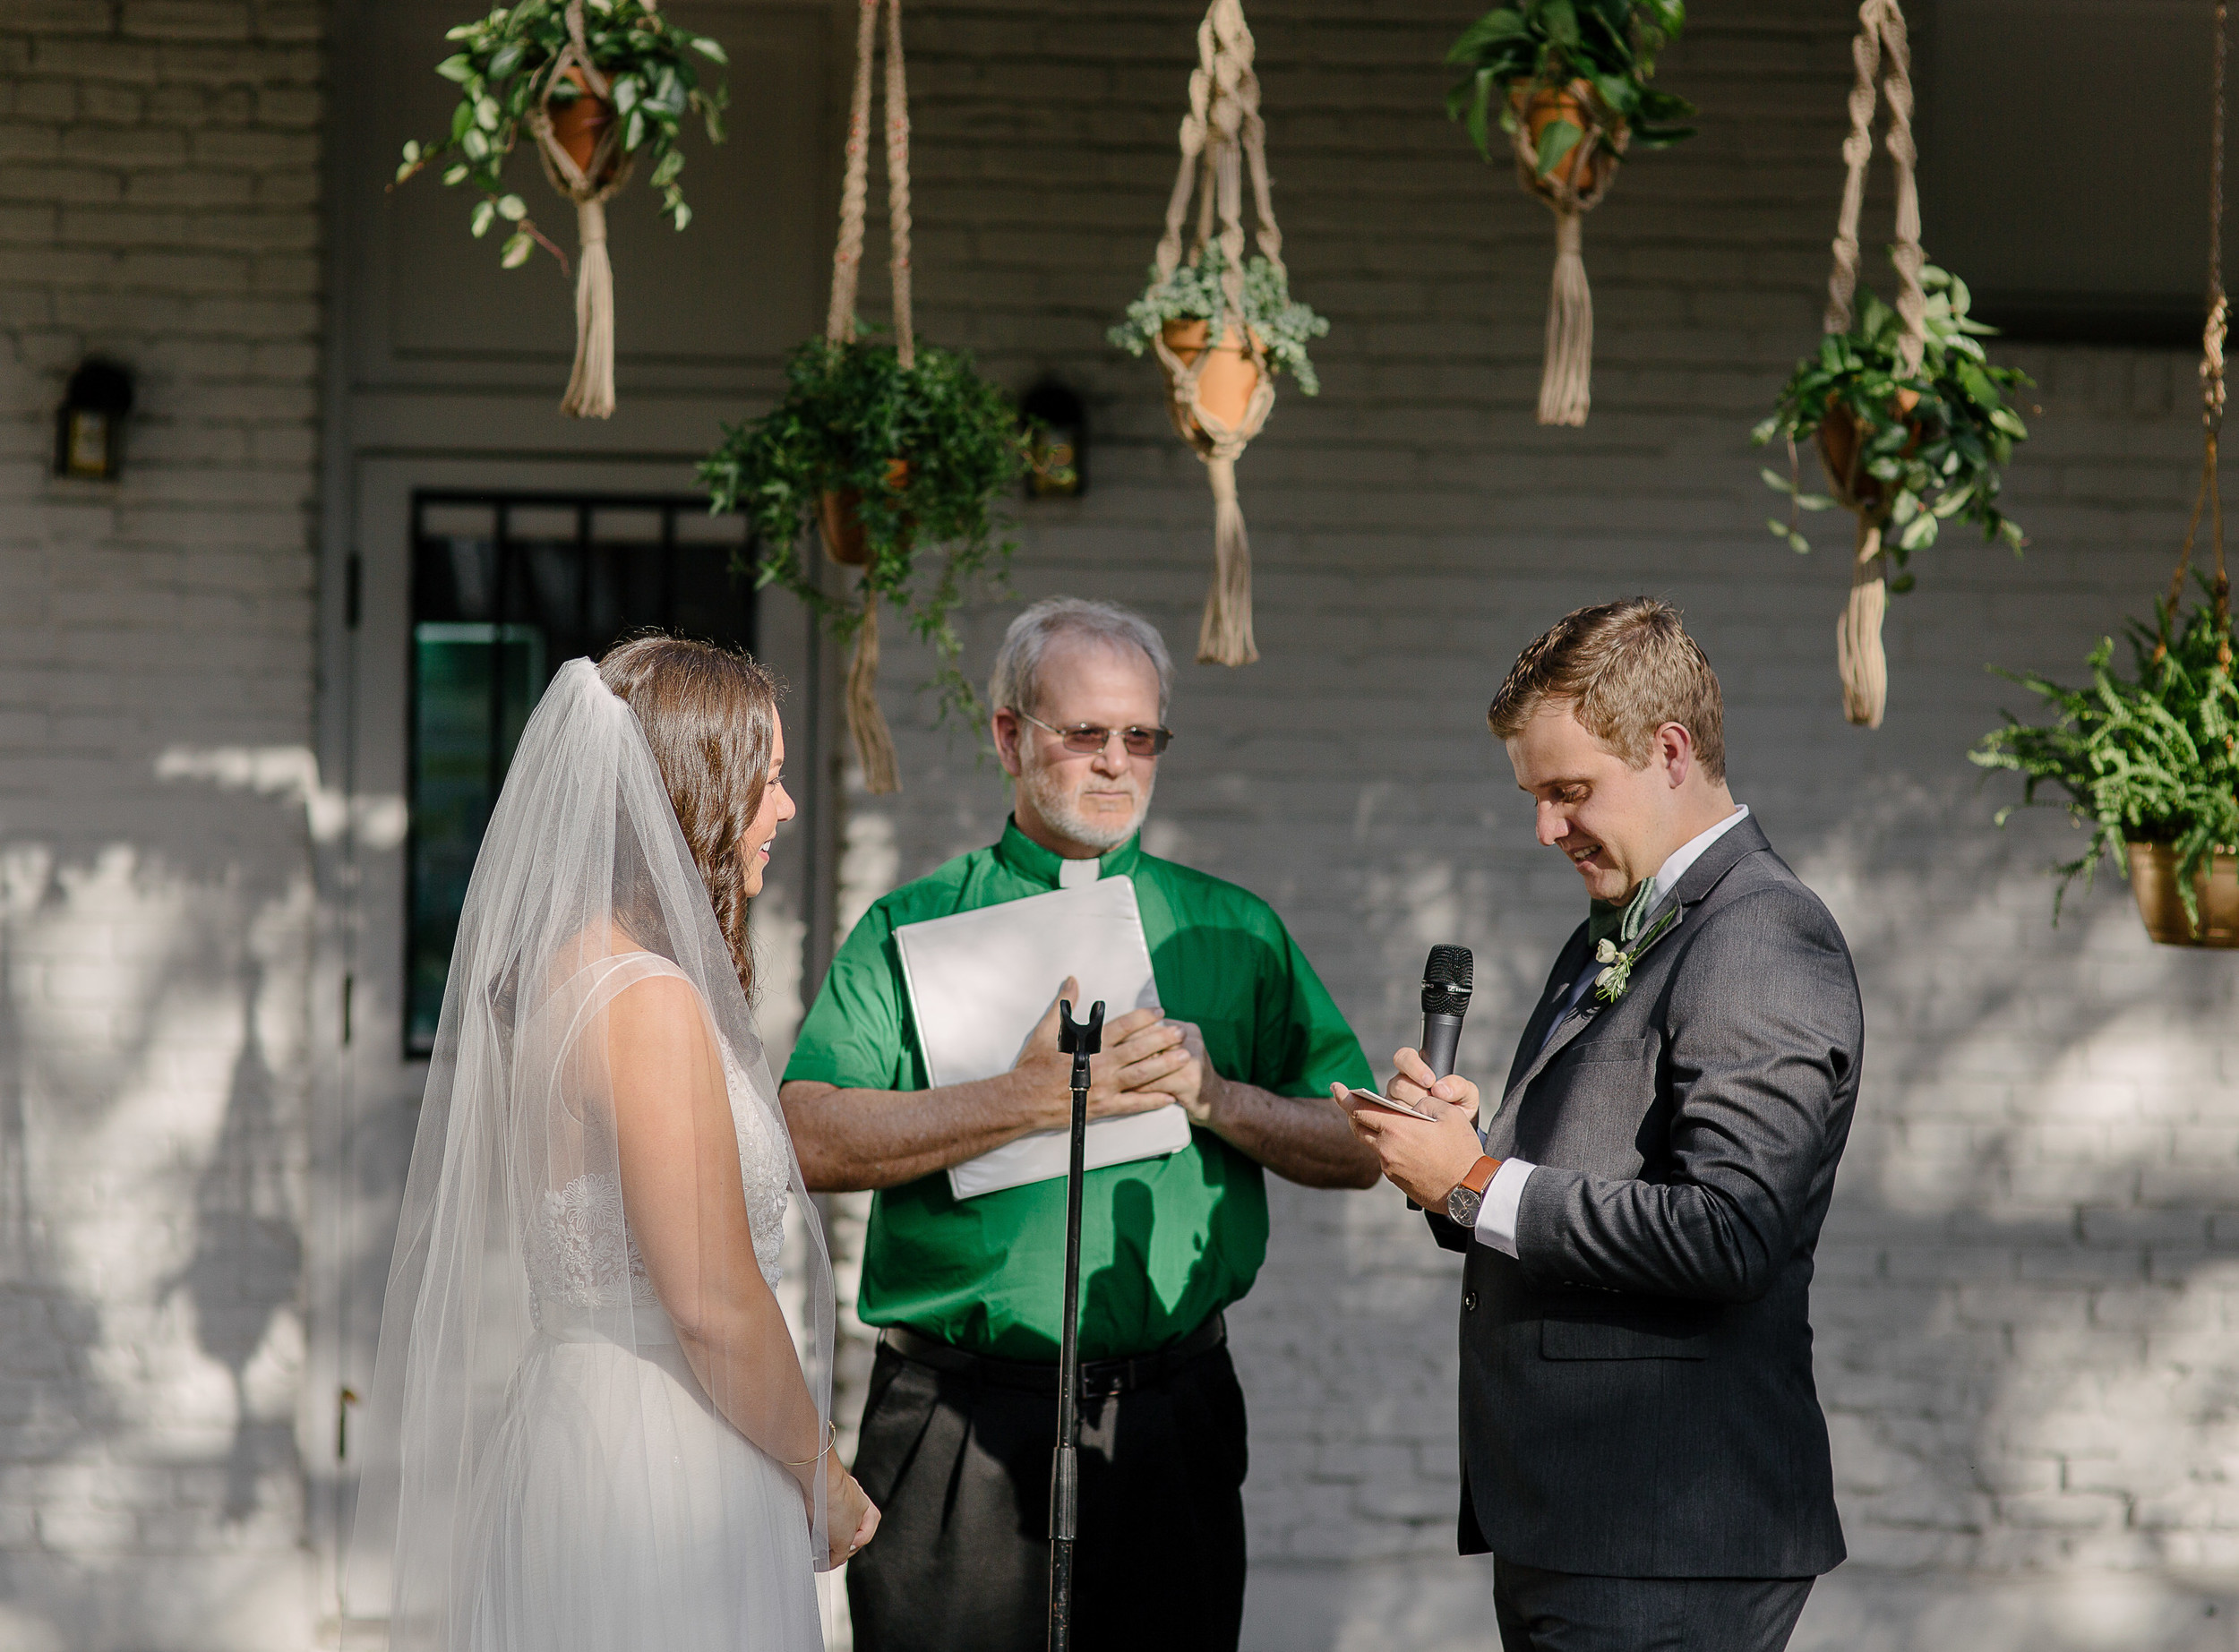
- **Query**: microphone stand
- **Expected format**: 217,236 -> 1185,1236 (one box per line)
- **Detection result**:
1048,997 -> 1102,1652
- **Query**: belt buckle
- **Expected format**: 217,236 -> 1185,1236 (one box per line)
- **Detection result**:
1077,1362 -> 1126,1399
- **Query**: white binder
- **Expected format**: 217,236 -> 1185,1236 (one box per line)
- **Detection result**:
892,875 -> 1192,1199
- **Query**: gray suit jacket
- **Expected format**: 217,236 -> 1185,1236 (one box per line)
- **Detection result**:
1431,816 -> 1859,1579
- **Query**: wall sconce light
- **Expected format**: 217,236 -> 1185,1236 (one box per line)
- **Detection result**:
55,358 -> 133,481
1020,379 -> 1086,500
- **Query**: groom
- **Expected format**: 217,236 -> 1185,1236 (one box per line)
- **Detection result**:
1350,599 -> 1861,1650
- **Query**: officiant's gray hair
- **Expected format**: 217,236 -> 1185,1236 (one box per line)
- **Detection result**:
991,597 -> 1175,721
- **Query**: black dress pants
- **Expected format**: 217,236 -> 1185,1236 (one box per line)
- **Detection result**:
845,1331 -> 1249,1652
1493,1556 -> 1815,1652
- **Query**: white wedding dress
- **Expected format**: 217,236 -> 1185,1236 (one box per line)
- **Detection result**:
456,961 -> 819,1652
349,660 -> 836,1652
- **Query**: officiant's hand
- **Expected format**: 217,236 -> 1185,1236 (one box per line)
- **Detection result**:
1009,978 -> 1191,1126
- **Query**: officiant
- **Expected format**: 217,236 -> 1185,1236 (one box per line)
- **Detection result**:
781,596 -> 1377,1652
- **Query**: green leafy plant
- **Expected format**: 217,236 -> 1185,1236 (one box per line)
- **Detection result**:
1971,585 -> 2239,924
393,0 -> 726,269
1445,0 -> 1695,174
1106,245 -> 1330,395
698,334 -> 1027,731
1752,263 -> 2032,591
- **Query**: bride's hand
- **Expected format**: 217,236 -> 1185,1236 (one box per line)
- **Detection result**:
819,1455 -> 880,1569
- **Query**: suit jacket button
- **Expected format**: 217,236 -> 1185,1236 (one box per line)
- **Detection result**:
1463,1290 -> 1478,1313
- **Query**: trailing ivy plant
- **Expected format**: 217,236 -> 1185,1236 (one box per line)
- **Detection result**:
1445,0 -> 1695,175
1106,245 -> 1331,395
698,334 -> 1028,732
1752,263 -> 2032,592
1970,585 -> 2239,925
393,0 -> 727,270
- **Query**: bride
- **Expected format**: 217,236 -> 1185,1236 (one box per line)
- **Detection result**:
351,637 -> 878,1651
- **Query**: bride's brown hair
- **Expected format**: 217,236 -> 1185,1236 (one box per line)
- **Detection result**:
597,634 -> 779,997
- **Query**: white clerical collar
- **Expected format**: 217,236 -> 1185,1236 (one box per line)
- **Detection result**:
1647,804 -> 1749,910
1058,855 -> 1101,889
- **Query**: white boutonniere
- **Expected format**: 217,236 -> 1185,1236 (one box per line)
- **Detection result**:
1593,906 -> 1681,1005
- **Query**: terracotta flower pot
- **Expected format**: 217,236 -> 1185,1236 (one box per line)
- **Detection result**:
1816,389 -> 1923,515
2127,841 -> 2239,947
819,458 -> 914,567
551,65 -> 620,184
1509,81 -> 1623,193
1161,318 -> 1261,432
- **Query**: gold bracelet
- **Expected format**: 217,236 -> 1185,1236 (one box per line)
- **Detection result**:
779,1420 -> 834,1468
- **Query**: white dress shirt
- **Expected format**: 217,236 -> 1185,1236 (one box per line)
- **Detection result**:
1472,805 -> 1750,1255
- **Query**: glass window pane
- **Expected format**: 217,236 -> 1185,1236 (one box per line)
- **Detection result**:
407,622 -> 545,1053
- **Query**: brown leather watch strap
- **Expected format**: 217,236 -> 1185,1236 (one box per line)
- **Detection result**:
1458,1154 -> 1500,1196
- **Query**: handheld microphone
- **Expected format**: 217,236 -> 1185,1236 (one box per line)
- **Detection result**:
1419,945 -> 1473,1080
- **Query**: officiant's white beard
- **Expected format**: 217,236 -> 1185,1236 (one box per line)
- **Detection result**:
1017,742 -> 1154,853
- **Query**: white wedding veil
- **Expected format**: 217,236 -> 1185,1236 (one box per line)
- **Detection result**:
348,656 -> 836,1648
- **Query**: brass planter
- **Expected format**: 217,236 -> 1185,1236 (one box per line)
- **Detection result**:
2127,841 -> 2239,947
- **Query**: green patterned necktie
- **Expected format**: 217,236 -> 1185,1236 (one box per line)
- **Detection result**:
1585,897 -> 1626,954
1617,873 -> 1662,946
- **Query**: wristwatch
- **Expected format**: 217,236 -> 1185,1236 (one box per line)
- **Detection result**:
1445,1154 -> 1502,1228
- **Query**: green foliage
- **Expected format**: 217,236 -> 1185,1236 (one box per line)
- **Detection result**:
698,334 -> 1028,732
1752,263 -> 2032,586
395,0 -> 727,269
1445,0 -> 1695,170
1106,245 -> 1331,396
1970,585 -> 2239,926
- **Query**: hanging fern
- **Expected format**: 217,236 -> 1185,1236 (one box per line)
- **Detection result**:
1971,584 -> 2239,925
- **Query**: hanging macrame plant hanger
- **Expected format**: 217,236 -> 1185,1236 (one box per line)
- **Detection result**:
819,0 -> 916,794
1814,0 -> 1926,729
2155,0 -> 2233,671
1145,0 -> 1285,667
1510,82 -> 1626,426
524,0 -> 644,419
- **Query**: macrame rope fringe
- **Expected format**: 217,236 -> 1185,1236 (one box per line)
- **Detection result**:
1199,455 -> 1257,666
1539,210 -> 1592,427
845,595 -> 899,796
1838,518 -> 1889,730
560,200 -> 615,417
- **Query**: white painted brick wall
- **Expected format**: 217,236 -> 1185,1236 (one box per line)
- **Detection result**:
827,3 -> 2239,1647
6,0 -> 2239,1647
0,4 -> 321,1648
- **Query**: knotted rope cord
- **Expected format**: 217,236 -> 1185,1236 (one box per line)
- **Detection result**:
2161,0 -> 2233,668
1145,0 -> 1283,666
1819,0 -> 1924,729
819,0 -> 915,793
1504,81 -> 1626,425
528,0 -> 652,418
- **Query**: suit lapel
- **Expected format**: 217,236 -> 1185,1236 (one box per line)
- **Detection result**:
1501,923 -> 1590,1099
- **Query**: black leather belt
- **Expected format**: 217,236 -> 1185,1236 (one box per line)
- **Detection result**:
878,1313 -> 1226,1399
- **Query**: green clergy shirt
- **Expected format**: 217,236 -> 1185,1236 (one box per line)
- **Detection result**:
784,818 -> 1373,1361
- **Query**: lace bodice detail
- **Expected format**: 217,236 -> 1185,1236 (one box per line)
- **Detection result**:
526,1040 -> 791,1331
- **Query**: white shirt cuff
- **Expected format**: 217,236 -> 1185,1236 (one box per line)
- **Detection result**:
1471,1159 -> 1537,1257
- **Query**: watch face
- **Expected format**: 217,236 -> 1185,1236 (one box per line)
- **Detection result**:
1446,1185 -> 1483,1228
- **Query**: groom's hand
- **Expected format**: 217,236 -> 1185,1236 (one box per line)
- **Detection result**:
1337,1046 -> 1487,1210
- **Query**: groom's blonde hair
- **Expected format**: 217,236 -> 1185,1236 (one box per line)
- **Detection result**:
1486,598 -> 1726,782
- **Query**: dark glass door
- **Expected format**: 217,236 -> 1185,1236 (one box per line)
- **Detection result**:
406,493 -> 756,1055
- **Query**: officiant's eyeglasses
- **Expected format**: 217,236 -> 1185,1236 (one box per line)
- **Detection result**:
1012,709 -> 1173,758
